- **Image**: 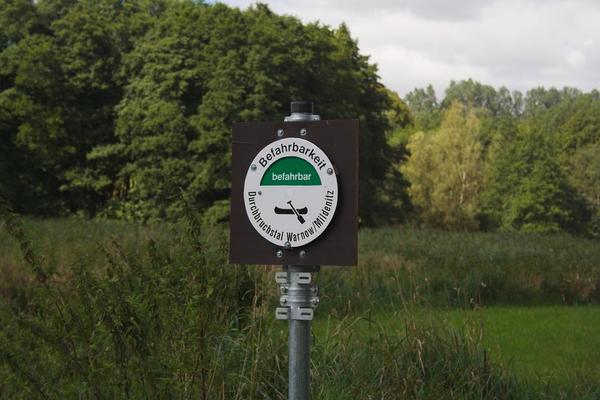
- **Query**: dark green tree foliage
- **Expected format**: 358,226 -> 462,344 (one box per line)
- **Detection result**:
1,0 -> 393,222
552,94 -> 600,152
0,0 -> 167,214
376,89 -> 414,224
482,128 -> 585,233
405,80 -> 524,133
0,1 -> 51,212
0,0 -> 41,50
523,86 -> 582,118
404,84 -> 441,130
569,142 -> 600,234
85,1 -> 214,220
79,3 -> 391,223
6,0 -> 600,233
442,79 -> 523,117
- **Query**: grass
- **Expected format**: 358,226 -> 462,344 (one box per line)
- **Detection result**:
318,306 -> 600,385
352,226 -> 600,307
1,216 -> 600,398
0,217 -> 170,267
0,217 -> 173,296
475,306 -> 600,386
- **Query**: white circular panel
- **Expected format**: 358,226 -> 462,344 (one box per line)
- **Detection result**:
243,138 -> 338,248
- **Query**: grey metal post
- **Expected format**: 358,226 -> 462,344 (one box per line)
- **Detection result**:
275,101 -> 320,400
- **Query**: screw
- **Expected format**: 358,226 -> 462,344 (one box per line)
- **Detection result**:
311,298 -> 320,307
258,190 -> 262,195
299,250 -> 306,258
311,285 -> 318,294
251,164 -> 257,171
277,129 -> 284,137
300,128 -> 307,136
280,285 -> 289,294
327,167 -> 333,175
276,250 -> 283,258
281,296 -> 288,305
284,241 -> 291,249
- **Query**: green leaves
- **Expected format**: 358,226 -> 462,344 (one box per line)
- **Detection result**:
1,1 -> 394,222
482,126 -> 586,233
10,1 -> 600,234
60,1 -> 393,223
402,102 -> 484,229
401,80 -> 600,235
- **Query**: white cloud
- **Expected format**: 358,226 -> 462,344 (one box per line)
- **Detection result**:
219,0 -> 600,97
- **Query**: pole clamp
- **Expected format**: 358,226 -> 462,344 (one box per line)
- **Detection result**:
275,271 -> 319,321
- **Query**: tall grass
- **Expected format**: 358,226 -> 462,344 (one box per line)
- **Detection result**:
0,205 -> 277,398
1,211 -> 599,398
317,227 -> 600,313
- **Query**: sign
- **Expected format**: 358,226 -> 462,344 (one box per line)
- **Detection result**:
230,119 -> 358,266
243,138 -> 338,248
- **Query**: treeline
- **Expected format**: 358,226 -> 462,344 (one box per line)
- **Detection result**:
2,2 -> 599,236
0,0 -> 398,224
397,80 -> 600,235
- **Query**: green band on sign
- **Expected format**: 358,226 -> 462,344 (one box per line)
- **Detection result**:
260,157 -> 321,186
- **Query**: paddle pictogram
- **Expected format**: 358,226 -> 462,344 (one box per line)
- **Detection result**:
274,201 -> 307,224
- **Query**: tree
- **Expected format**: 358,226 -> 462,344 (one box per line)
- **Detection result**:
0,1 -> 403,223
442,79 -> 523,117
404,84 -> 441,130
482,127 -> 586,233
402,102 -> 483,229
384,88 -> 413,130
79,4 -> 392,223
570,143 -> 600,208
2,32 -> 73,213
376,88 -> 414,224
0,0 -> 161,214
554,94 -> 600,152
515,90 -> 600,234
568,142 -> 600,235
0,0 -> 49,211
523,86 -> 581,118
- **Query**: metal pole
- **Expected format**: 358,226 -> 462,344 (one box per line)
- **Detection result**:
283,265 -> 318,400
274,101 -> 320,400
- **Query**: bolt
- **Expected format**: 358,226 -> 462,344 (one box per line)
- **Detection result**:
258,190 -> 262,195
280,285 -> 289,294
327,167 -> 333,175
284,241 -> 291,249
277,128 -> 284,137
251,164 -> 257,171
311,285 -> 318,294
300,128 -> 307,136
276,250 -> 283,258
299,250 -> 306,258
281,296 -> 288,305
311,298 -> 320,307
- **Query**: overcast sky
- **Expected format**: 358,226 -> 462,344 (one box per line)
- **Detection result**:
219,0 -> 600,98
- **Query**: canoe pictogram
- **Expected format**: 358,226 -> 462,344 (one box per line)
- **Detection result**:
274,207 -> 308,215
274,201 -> 307,224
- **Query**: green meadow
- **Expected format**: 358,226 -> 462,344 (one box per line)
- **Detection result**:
1,217 -> 600,398
316,306 -> 600,386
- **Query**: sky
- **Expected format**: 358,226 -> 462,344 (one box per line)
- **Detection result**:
218,0 -> 600,98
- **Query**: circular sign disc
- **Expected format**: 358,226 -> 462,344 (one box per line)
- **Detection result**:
244,138 -> 338,248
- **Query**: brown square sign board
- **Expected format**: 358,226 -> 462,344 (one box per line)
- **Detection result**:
229,119 -> 358,266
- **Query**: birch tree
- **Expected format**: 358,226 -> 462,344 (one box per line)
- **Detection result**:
402,102 -> 483,229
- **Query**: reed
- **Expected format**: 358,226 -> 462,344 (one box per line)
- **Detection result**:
1,213 -> 599,398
